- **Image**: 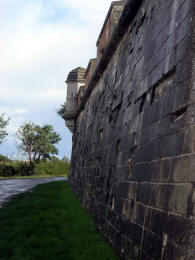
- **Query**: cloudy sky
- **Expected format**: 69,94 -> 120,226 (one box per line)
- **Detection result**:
0,0 -> 113,159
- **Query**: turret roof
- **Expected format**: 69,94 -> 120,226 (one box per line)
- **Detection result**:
66,67 -> 86,83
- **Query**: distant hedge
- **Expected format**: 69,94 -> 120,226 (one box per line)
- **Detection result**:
35,161 -> 69,176
0,162 -> 34,177
0,161 -> 69,177
0,154 -> 11,163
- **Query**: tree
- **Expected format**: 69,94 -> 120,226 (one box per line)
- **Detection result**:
16,122 -> 61,164
57,103 -> 66,118
0,154 -> 11,162
32,124 -> 61,162
0,114 -> 9,144
61,156 -> 70,163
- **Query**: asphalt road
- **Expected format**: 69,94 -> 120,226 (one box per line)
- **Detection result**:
0,177 -> 67,208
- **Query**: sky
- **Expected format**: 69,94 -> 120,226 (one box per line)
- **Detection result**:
0,0 -> 113,159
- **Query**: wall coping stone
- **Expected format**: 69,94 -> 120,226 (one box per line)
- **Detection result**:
71,0 -> 144,121
96,0 -> 125,46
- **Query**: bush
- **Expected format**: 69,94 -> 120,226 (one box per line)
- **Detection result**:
0,161 -> 35,177
0,154 -> 11,163
35,161 -> 69,176
16,162 -> 35,176
0,157 -> 69,178
0,162 -> 16,177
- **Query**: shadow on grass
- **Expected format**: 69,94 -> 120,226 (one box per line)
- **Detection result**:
0,181 -> 118,260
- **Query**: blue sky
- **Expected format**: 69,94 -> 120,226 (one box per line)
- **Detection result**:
0,0 -> 112,159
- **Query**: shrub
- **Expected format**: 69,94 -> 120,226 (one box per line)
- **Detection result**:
0,162 -> 16,177
0,161 -> 35,177
0,157 -> 69,177
16,162 -> 35,176
35,161 -> 69,176
0,154 -> 11,163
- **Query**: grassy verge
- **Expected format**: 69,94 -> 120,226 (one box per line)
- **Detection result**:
0,181 -> 118,260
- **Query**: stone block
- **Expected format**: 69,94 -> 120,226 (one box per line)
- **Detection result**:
114,196 -> 124,214
137,182 -> 151,204
162,241 -> 187,260
128,182 -> 137,200
145,208 -> 168,236
149,184 -> 174,211
153,158 -> 174,183
149,183 -> 192,214
172,156 -> 189,182
131,162 -> 154,182
173,184 -> 192,214
188,156 -> 195,182
142,229 -> 163,259
175,54 -> 192,84
172,81 -> 191,112
120,216 -> 142,247
116,150 -> 130,166
137,249 -> 151,260
125,239 -> 140,259
164,213 -> 190,246
115,165 -> 130,181
116,181 -> 129,198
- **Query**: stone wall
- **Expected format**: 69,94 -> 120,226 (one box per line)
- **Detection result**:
84,59 -> 97,89
96,1 -> 124,62
68,0 -> 195,259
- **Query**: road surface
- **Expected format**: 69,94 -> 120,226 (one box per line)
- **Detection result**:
0,177 -> 67,208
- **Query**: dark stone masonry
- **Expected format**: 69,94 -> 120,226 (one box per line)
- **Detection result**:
64,0 -> 195,259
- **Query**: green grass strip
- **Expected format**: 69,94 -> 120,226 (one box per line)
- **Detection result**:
0,181 -> 118,260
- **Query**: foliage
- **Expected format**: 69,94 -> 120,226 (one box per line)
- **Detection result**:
0,154 -> 11,163
0,181 -> 118,260
0,163 -> 16,177
0,158 -> 69,177
16,122 -> 61,164
0,114 -> 9,144
49,156 -> 61,162
61,156 -> 70,163
57,103 -> 66,117
35,161 -> 69,176
0,161 -> 34,177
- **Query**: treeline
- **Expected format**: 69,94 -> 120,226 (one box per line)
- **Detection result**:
0,154 -> 69,177
0,116 -> 70,178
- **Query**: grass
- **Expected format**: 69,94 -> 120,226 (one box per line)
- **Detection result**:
0,181 -> 118,260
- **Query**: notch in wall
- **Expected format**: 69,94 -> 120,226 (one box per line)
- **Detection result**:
150,5 -> 156,20
171,106 -> 188,122
127,91 -> 133,107
99,128 -> 104,139
108,103 -> 121,124
115,139 -> 121,156
139,92 -> 147,113
136,11 -> 146,35
107,85 -> 117,99
150,67 -> 176,105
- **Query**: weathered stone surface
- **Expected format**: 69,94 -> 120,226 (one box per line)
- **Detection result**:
66,0 -> 195,259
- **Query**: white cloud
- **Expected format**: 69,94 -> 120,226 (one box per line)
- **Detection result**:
13,109 -> 28,115
0,0 -> 113,158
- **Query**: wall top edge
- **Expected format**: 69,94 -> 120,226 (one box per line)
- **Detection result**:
84,58 -> 98,78
74,0 -> 144,120
96,1 -> 126,46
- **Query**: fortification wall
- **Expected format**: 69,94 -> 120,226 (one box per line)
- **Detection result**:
68,0 -> 195,259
